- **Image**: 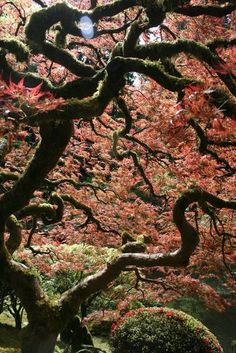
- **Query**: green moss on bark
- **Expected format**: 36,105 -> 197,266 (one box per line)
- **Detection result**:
0,38 -> 29,61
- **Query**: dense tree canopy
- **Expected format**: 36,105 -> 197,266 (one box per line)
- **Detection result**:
0,1 -> 235,352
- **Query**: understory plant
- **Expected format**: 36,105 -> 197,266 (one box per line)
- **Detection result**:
111,307 -> 223,353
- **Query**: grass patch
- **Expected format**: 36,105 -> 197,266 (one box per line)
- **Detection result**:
94,336 -> 112,353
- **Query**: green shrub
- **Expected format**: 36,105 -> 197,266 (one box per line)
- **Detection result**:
111,307 -> 223,353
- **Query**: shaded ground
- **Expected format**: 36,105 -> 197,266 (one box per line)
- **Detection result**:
0,324 -> 20,353
203,308 -> 236,353
0,318 -> 112,353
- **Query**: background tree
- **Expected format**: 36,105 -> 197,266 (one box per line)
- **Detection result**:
0,280 -> 24,330
0,1 -> 235,353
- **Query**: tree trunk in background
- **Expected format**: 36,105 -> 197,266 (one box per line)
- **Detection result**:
14,312 -> 22,330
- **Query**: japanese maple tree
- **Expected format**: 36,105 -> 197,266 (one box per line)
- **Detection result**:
0,1 -> 235,353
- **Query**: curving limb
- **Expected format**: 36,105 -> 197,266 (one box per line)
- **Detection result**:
5,215 -> 22,255
0,38 -> 29,62
0,121 -> 73,325
0,121 -> 73,220
59,188 -> 236,310
175,3 -> 236,17
134,39 -> 236,95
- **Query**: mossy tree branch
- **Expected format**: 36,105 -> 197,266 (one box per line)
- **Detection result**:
25,67 -> 126,125
25,57 -> 196,126
0,49 -> 103,98
0,38 -> 29,62
5,215 -> 22,255
111,57 -> 196,92
0,171 -> 20,183
24,1 -> 138,77
0,121 -> 73,336
16,204 -> 56,223
0,121 -> 73,222
0,139 -> 9,164
175,3 -> 236,17
134,39 -> 236,95
59,187 -> 236,312
39,42 -> 96,77
207,38 -> 236,51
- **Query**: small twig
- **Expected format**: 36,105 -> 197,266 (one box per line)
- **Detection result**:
26,217 -> 37,248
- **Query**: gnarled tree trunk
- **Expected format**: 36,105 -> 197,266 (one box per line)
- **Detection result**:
21,324 -> 58,353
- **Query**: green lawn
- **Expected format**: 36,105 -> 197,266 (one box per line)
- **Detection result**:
93,336 -> 112,353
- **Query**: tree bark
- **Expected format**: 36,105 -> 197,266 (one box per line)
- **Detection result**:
21,325 -> 58,353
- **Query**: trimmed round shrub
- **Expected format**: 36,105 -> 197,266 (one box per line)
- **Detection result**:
111,307 -> 223,353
